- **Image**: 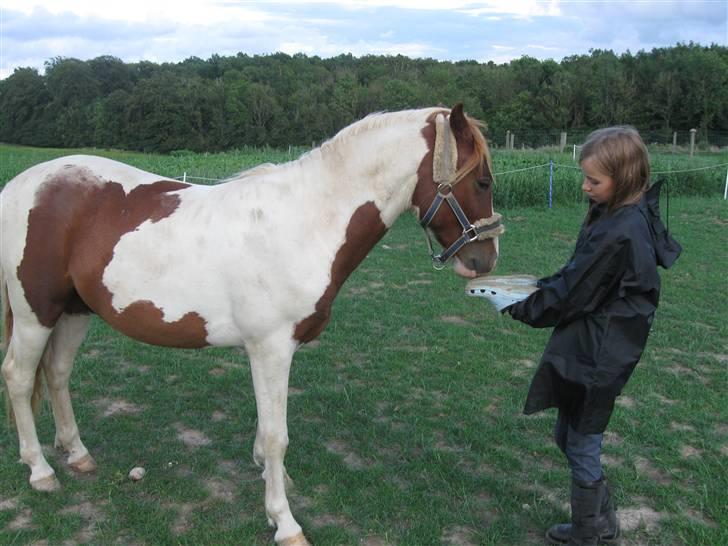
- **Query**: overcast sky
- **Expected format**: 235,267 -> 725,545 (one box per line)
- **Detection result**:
1,0 -> 726,79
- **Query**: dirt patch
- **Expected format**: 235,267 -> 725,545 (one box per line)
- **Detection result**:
0,497 -> 19,511
211,410 -> 227,422
651,393 -> 677,405
684,508 -> 717,528
169,502 -> 197,535
634,456 -> 671,485
721,444 -> 728,457
288,387 -> 305,396
6,507 -> 34,531
618,505 -> 662,532
60,500 -> 106,543
669,421 -> 695,432
174,423 -> 212,447
407,279 -> 433,287
325,440 -> 368,470
697,351 -> 728,363
440,315 -> 471,326
92,397 -> 143,417
208,367 -> 226,377
528,482 -> 569,512
204,477 -> 236,502
615,396 -> 635,409
310,512 -> 353,530
441,524 -> 478,546
360,536 -> 394,546
603,431 -> 623,446
601,454 -> 624,467
680,445 -> 703,459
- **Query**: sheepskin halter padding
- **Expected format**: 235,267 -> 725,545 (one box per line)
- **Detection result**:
433,113 -> 458,186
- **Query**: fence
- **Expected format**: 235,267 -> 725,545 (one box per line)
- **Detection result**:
492,160 -> 728,209
491,128 -> 728,154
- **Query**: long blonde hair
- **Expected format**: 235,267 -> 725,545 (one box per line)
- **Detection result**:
580,126 -> 649,211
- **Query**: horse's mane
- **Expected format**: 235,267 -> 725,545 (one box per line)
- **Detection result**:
230,107 -> 491,181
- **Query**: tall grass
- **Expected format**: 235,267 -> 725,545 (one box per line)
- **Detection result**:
2,144 -> 726,208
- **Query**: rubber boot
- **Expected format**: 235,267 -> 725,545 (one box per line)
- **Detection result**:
546,478 -> 620,544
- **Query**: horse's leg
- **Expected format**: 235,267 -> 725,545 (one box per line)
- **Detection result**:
247,332 -> 310,546
42,313 -> 96,473
1,319 -> 58,491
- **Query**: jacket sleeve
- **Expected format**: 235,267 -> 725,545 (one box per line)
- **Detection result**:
505,229 -> 630,328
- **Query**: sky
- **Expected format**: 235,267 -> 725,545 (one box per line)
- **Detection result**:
1,0 -> 726,80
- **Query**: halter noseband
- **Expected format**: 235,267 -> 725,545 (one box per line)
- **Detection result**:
420,113 -> 504,270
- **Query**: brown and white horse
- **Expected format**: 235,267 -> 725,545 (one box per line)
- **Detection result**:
0,104 -> 502,545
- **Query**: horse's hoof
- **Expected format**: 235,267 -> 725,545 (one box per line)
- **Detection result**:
30,474 -> 61,492
69,454 -> 97,473
277,532 -> 311,546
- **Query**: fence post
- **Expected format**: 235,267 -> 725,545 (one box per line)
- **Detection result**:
724,167 -> 728,200
506,130 -> 511,150
689,128 -> 697,156
548,160 -> 554,209
183,172 -> 187,183
560,132 -> 567,153
510,133 -> 515,150
672,131 -> 677,154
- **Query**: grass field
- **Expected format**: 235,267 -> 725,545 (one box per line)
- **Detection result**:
0,145 -> 727,545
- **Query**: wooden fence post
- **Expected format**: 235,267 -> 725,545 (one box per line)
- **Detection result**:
672,132 -> 677,154
560,132 -> 567,153
690,128 -> 697,156
506,130 -> 511,150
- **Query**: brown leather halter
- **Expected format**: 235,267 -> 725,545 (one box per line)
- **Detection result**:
420,113 -> 504,269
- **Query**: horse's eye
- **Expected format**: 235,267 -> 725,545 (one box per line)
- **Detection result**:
477,177 -> 492,190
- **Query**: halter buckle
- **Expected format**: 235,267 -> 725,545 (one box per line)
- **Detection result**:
463,224 -> 479,242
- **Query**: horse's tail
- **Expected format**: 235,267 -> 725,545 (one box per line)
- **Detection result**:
0,268 -> 43,427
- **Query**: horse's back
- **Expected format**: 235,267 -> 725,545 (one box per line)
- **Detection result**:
1,155 -> 200,340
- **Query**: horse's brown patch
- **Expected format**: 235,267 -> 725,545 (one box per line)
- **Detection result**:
18,167 -> 208,348
294,201 -> 387,343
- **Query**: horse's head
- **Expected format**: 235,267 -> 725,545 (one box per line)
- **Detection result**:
414,103 -> 503,278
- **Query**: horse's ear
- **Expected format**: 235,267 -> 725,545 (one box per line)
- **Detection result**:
449,103 -> 469,138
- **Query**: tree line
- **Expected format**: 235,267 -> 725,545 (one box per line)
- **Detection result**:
1,43 -> 726,153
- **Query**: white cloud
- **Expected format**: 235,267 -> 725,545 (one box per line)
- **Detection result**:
0,0 -> 724,79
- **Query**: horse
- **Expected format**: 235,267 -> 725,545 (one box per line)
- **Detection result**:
0,103 -> 503,545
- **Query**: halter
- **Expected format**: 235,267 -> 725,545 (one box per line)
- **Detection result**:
420,113 -> 505,270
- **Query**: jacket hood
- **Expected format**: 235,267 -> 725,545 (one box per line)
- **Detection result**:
641,180 -> 682,268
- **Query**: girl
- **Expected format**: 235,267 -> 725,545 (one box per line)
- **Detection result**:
503,127 -> 681,545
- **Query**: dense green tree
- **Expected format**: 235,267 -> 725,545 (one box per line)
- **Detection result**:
1,44 -> 725,152
0,68 -> 52,145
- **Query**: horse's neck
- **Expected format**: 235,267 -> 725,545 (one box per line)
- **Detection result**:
291,123 -> 428,227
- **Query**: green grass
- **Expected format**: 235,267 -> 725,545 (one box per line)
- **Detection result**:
0,145 -> 727,545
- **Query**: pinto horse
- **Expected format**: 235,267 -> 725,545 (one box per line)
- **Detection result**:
1,104 -> 503,545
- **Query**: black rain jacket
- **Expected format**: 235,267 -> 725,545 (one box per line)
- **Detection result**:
505,181 -> 681,434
